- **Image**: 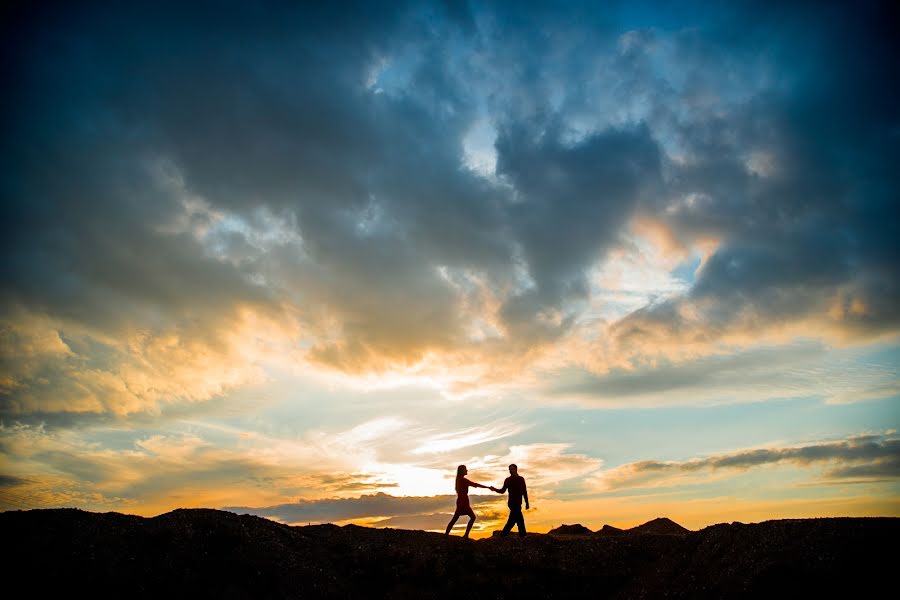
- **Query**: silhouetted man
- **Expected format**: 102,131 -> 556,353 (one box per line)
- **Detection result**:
493,463 -> 529,537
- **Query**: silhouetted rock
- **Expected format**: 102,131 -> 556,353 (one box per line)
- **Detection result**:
596,524 -> 625,536
2,508 -> 896,599
548,523 -> 593,536
627,516 -> 690,535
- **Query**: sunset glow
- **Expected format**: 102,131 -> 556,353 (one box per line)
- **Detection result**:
1,1 -> 898,537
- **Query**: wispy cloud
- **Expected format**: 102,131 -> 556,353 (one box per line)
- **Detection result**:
469,444 -> 604,491
538,341 -> 900,407
827,382 -> 900,405
412,422 -> 526,454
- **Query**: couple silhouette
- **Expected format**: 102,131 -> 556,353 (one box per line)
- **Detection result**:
444,464 -> 529,539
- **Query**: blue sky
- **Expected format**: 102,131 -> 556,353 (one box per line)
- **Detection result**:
1,0 -> 898,533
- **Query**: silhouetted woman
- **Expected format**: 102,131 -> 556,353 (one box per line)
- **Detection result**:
444,464 -> 491,538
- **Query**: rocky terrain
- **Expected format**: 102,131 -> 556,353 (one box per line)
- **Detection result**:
3,508 -> 894,598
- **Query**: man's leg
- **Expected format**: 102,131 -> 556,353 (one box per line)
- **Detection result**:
506,506 -> 524,536
500,508 -> 516,536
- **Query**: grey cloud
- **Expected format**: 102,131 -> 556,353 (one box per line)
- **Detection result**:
0,1 -> 495,414
0,475 -> 28,488
2,0 -> 898,419
552,343 -> 825,397
496,123 -> 662,337
1,0 -> 661,405
624,1 -> 900,341
628,434 -> 900,480
226,492 -> 500,524
374,507 -> 507,530
364,513 -> 453,530
825,461 -> 900,481
543,341 -> 900,407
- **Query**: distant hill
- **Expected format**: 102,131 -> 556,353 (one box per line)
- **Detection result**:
626,517 -> 690,535
548,523 -> 593,536
596,524 -> 625,536
546,518 -> 689,536
3,508 -> 896,599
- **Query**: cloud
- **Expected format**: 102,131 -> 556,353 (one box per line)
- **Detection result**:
0,420 -> 413,512
827,382 -> 900,405
466,443 -> 603,491
2,0 -> 494,417
0,306 -> 284,421
0,414 -> 577,512
411,422 -> 526,455
602,2 -> 900,353
1,0 -> 898,421
0,411 -> 608,520
363,509 -> 508,531
541,342 -> 900,407
0,474 -> 28,488
495,122 -> 663,341
594,433 -> 900,490
225,491 -> 502,525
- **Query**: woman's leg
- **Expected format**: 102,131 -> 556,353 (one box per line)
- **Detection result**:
463,514 -> 476,538
445,512 -> 460,535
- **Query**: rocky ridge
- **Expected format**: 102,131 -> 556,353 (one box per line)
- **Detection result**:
3,508 -> 894,599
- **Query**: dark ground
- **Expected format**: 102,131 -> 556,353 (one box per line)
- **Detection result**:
2,508 -> 895,599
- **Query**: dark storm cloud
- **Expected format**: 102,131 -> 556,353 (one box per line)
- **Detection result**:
2,0 -> 464,318
2,0 -> 898,417
0,0 -> 496,415
225,491 -> 500,524
615,0 -> 900,345
496,122 -> 662,337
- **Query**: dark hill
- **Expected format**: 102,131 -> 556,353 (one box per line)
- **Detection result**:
627,517 -> 690,535
548,523 -> 593,536
597,524 -> 625,536
2,508 -> 896,599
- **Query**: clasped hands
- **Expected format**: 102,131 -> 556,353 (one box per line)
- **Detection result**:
485,485 -> 530,509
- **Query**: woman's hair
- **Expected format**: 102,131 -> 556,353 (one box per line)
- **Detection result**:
455,465 -> 466,494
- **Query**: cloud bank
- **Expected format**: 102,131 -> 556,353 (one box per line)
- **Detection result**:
596,433 -> 900,490
1,0 -> 898,422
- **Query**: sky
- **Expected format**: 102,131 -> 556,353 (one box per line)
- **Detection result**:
1,0 -> 898,536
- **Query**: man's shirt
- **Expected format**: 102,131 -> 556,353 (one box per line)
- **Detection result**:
502,475 -> 527,507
